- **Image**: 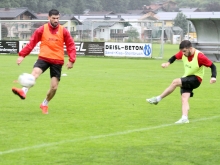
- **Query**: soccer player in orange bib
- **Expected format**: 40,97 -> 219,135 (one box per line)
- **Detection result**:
12,9 -> 76,114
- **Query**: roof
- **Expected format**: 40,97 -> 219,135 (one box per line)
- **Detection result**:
144,4 -> 163,10
76,14 -> 142,22
0,7 -> 37,19
35,13 -> 48,20
77,17 -> 126,30
77,22 -> 116,31
126,10 -> 144,15
179,8 -> 201,12
34,13 -> 82,25
139,12 -> 158,20
156,12 -> 220,21
83,10 -> 115,15
60,14 -> 82,25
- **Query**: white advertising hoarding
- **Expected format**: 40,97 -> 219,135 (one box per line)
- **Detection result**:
105,42 -> 152,57
18,41 -> 152,58
19,41 -> 41,54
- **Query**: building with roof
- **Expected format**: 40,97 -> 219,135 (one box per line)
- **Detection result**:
142,0 -> 177,13
60,14 -> 82,37
155,12 -> 220,42
76,16 -> 129,41
0,7 -> 38,40
187,13 -> 220,61
156,11 -> 220,25
0,7 -> 37,20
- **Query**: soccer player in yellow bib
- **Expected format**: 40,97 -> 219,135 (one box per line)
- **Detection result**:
147,40 -> 217,124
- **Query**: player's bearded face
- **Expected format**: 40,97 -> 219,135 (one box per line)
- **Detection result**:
182,48 -> 191,57
49,15 -> 59,27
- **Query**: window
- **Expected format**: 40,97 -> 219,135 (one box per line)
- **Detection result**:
111,29 -> 116,33
117,29 -> 123,33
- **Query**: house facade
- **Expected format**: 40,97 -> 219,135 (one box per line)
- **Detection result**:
76,17 -> 128,42
60,14 -> 82,37
95,22 -> 127,41
0,8 -> 38,40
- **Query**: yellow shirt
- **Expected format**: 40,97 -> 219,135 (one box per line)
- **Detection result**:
182,49 -> 204,79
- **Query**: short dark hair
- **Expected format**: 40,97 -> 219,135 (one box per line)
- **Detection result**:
48,9 -> 60,16
179,40 -> 192,49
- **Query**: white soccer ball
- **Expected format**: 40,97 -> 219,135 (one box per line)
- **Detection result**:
18,73 -> 36,88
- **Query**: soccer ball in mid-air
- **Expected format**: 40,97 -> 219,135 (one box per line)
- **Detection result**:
18,73 -> 36,88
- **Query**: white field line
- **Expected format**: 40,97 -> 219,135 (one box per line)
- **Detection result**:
0,115 -> 219,156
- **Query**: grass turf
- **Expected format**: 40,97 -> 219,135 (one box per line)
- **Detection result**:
0,44 -> 220,165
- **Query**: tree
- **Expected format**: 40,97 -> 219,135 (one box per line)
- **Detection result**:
173,12 -> 188,35
126,27 -> 139,40
174,0 -> 206,8
102,0 -> 130,13
84,0 -> 103,11
74,0 -> 85,14
0,0 -> 11,8
205,2 -> 220,11
128,0 -> 151,10
1,25 -> 8,38
21,0 -> 39,12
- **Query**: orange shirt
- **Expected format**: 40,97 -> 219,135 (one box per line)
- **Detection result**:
19,23 -> 76,65
39,24 -> 64,61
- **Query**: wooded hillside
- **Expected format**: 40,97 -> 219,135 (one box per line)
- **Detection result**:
1,0 -> 220,14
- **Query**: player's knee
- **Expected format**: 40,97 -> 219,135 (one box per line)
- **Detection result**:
171,79 -> 181,86
51,85 -> 58,91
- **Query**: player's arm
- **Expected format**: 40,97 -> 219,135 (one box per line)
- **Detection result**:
161,55 -> 177,68
162,51 -> 182,68
63,28 -> 76,64
198,53 -> 217,83
210,63 -> 217,78
19,26 -> 43,57
209,63 -> 217,84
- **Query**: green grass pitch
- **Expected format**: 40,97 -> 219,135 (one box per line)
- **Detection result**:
0,44 -> 220,165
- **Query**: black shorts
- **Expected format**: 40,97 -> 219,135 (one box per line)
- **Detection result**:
180,75 -> 201,97
33,59 -> 62,81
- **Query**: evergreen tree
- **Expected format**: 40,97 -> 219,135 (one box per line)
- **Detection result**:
20,0 -> 39,11
74,0 -> 85,14
205,2 -> 220,11
1,25 -> 8,38
84,0 -> 103,11
0,0 -> 12,8
102,0 -> 130,13
128,0 -> 151,10
173,12 -> 188,35
3,0 -> 220,14
127,27 -> 139,40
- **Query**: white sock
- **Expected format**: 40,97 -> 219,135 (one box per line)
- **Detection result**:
22,87 -> 29,95
42,99 -> 49,106
182,115 -> 188,120
156,96 -> 162,102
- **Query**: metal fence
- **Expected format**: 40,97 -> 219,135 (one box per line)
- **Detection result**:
0,19 -> 168,58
